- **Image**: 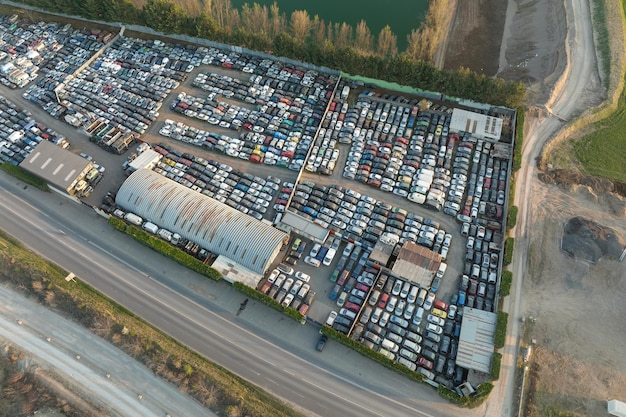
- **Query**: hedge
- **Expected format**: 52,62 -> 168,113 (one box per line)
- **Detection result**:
494,311 -> 508,349
500,270 -> 513,297
1,163 -> 50,191
512,107 -> 524,171
232,282 -> 304,323
503,237 -> 515,265
320,326 -> 424,383
490,352 -> 502,381
507,205 -> 518,229
437,383 -> 494,408
108,217 -> 222,281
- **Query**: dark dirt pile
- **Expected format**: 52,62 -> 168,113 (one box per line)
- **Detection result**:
561,217 -> 625,263
538,169 -> 623,196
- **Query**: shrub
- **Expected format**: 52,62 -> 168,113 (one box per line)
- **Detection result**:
108,218 -> 221,281
321,326 -> 424,382
1,163 -> 50,191
500,270 -> 512,296
490,352 -> 502,381
503,237 -> 515,265
437,383 -> 494,408
494,311 -> 508,348
233,282 -> 304,322
507,205 -> 518,229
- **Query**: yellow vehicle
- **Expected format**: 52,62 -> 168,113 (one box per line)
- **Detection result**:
85,168 -> 99,181
74,180 -> 87,192
431,308 -> 447,319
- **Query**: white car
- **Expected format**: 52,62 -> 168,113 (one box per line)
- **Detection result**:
423,292 -> 435,311
427,314 -> 445,326
326,311 -> 338,326
294,271 -> 311,282
304,256 -> 321,267
309,243 -> 321,258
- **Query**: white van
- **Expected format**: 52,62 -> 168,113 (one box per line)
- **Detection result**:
339,308 -> 356,320
402,340 -> 421,354
408,286 -> 420,304
323,248 -> 337,266
142,222 -> 159,234
436,263 -> 447,279
371,307 -> 383,324
381,339 -> 399,353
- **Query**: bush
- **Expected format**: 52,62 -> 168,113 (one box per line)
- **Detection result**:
490,352 -> 502,381
507,205 -> 518,229
233,282 -> 304,323
500,270 -> 512,296
437,383 -> 494,408
503,237 -> 515,265
494,311 -> 508,348
321,326 -> 424,382
108,218 -> 221,281
1,163 -> 50,191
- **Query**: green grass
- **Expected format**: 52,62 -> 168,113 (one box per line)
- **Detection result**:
573,94 -> 626,182
591,0 -> 611,90
1,163 -> 50,191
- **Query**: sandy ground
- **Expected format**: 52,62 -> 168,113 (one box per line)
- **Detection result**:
446,0 -> 626,415
0,285 -> 215,417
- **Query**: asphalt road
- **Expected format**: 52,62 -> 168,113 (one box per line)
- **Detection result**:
0,172 -> 468,417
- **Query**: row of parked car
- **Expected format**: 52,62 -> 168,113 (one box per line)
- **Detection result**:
325,260 -> 465,386
148,142 -> 282,222
0,17 -> 107,89
0,95 -> 69,165
282,179 -> 449,256
259,261 -> 316,316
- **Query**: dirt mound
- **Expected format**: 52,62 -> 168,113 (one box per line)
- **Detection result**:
561,217 -> 625,263
538,169 -> 616,194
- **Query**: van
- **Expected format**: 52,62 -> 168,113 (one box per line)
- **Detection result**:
417,289 -> 428,306
142,222 -> 159,234
461,222 -> 470,237
360,306 -> 373,324
408,286 -> 419,304
157,228 -> 173,242
339,308 -> 356,320
323,248 -> 337,266
402,340 -> 421,354
436,263 -> 447,279
124,212 -> 143,226
381,339 -> 399,353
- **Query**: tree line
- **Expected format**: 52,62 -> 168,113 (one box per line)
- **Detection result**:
16,0 -> 526,107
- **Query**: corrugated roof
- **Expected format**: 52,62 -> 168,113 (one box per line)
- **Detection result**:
456,307 -> 497,374
391,242 -> 441,288
20,140 -> 92,191
115,169 -> 288,274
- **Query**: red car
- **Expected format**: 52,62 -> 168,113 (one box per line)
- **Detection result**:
344,302 -> 361,313
378,293 -> 389,309
418,357 -> 434,370
355,283 -> 370,293
433,300 -> 449,311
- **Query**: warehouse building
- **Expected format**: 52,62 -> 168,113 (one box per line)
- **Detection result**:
115,169 -> 288,275
20,140 -> 93,195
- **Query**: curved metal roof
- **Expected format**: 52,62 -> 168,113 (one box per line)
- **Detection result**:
116,169 -> 287,274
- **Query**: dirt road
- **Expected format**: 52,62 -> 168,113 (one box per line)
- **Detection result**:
0,285 -> 215,417
485,0 -> 626,415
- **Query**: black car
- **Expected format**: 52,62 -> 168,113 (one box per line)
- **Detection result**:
316,335 -> 328,352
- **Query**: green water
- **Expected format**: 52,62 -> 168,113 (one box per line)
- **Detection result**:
230,0 -> 429,51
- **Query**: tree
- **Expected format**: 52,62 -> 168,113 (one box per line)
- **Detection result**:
334,22 -> 352,49
241,3 -> 270,36
269,2 -> 286,37
290,10 -> 312,41
354,20 -> 373,55
376,25 -> 398,58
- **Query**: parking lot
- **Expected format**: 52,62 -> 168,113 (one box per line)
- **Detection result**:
0,17 -> 512,389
